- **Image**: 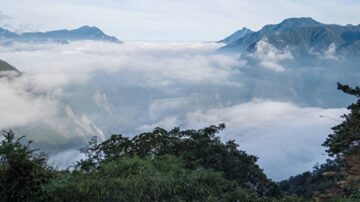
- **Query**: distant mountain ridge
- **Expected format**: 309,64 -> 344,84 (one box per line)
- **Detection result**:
0,26 -> 121,44
221,17 -> 360,55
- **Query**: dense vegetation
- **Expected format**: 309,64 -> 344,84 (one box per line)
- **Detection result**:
1,124 -> 302,201
280,83 -> 360,201
1,83 -> 360,201
279,158 -> 344,199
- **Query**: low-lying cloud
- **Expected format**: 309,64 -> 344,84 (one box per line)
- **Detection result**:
0,41 -> 349,180
251,39 -> 293,72
0,72 -> 60,129
185,100 -> 346,179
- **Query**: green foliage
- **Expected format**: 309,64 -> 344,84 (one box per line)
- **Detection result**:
42,155 -> 257,202
0,125 -> 303,201
0,130 -> 53,202
320,83 -> 360,199
279,158 -> 344,199
323,83 -> 360,156
76,124 -> 281,197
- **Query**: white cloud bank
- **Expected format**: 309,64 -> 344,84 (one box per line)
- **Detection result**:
251,39 -> 293,72
0,76 -> 58,129
185,100 -> 346,179
0,41 -> 243,141
0,41 -> 347,180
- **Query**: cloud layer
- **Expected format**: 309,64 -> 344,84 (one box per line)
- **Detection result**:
0,41 -> 348,180
251,40 -> 293,72
185,100 -> 346,179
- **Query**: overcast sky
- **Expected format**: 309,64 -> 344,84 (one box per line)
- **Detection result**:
0,0 -> 360,41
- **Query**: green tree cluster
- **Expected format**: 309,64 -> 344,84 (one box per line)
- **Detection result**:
279,158 -> 344,199
77,124 -> 280,197
0,125 -> 302,202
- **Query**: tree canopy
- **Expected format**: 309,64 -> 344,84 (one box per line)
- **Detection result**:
77,124 -> 280,198
0,130 -> 53,202
1,124 -> 303,202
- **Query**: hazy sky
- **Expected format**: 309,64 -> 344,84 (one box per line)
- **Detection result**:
1,0 -> 360,41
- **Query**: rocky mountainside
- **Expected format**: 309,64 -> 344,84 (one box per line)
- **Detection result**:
221,17 -> 360,56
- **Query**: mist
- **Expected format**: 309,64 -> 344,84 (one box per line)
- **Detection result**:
0,41 -> 351,180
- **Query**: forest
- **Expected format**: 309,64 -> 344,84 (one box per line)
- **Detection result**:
0,83 -> 359,202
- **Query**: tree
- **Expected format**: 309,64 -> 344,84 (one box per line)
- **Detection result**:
44,155 -> 257,202
280,83 -> 360,201
323,83 -> 360,156
0,130 -> 53,202
279,158 -> 344,199
319,83 -> 360,200
0,127 -> 301,201
76,124 -> 281,198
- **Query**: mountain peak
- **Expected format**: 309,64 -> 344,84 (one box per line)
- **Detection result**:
220,27 -> 253,44
78,25 -> 95,29
76,25 -> 102,32
239,27 -> 252,32
0,59 -> 20,73
71,25 -> 106,36
278,17 -> 321,27
261,17 -> 322,32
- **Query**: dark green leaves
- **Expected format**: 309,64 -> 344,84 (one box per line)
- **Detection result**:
0,130 -> 53,202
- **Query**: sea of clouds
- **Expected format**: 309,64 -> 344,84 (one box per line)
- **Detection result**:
0,41 -> 348,180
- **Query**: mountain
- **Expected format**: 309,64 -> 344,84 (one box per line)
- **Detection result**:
0,26 -> 121,44
0,27 -> 19,38
0,59 -> 19,72
0,59 -> 21,78
260,17 -> 322,32
221,17 -> 360,55
219,27 -> 253,44
216,17 -> 360,108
